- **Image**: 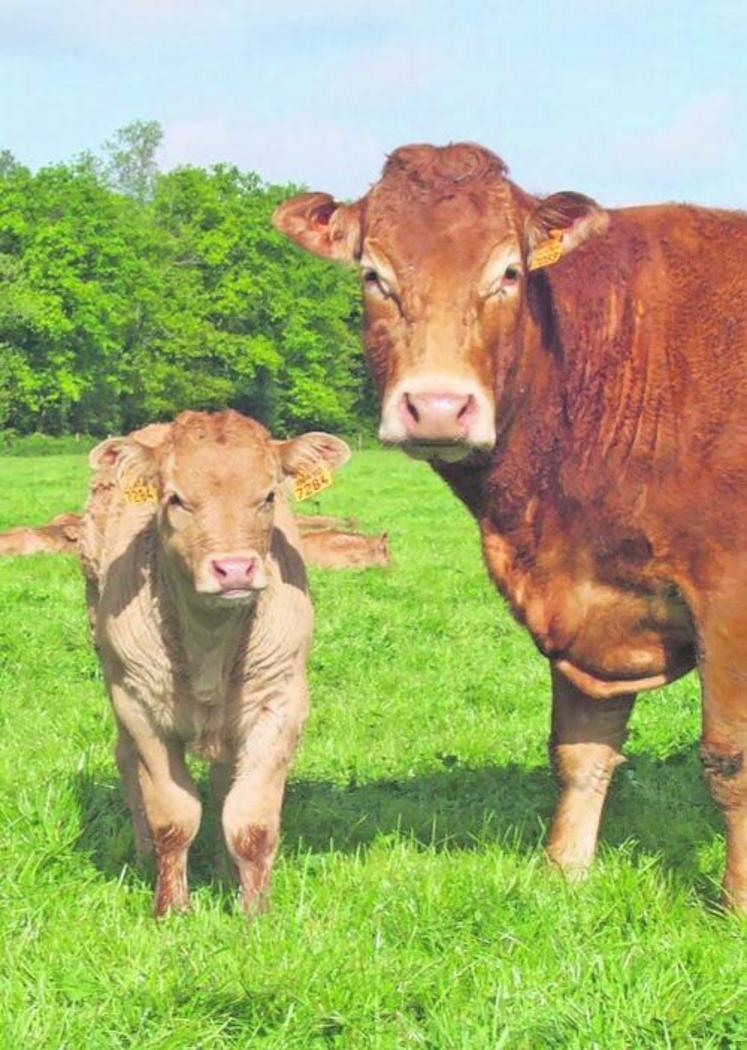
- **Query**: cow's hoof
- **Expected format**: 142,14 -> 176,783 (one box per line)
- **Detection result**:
721,877 -> 747,916
545,846 -> 593,883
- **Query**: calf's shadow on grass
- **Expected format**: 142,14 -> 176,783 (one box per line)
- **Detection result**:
72,746 -> 722,899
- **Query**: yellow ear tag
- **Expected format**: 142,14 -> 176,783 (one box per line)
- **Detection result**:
292,464 -> 333,502
123,479 -> 157,504
528,229 -> 564,271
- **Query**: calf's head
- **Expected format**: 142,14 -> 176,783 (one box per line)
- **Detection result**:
92,410 -> 349,602
274,142 -> 608,462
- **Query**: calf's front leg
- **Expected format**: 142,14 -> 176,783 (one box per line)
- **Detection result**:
547,665 -> 636,875
110,684 -> 202,917
222,675 -> 308,915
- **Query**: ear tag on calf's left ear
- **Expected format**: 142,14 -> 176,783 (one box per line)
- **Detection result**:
292,464 -> 333,502
123,479 -> 157,504
528,229 -> 564,272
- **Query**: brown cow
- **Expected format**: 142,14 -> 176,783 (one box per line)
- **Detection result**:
295,513 -> 358,533
0,513 -> 80,555
80,409 -> 349,916
300,528 -> 390,569
275,142 -> 747,909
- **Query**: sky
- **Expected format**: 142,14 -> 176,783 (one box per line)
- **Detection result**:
2,0 -> 747,208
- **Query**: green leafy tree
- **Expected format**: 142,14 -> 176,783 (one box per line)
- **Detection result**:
103,120 -> 163,203
0,127 -> 373,437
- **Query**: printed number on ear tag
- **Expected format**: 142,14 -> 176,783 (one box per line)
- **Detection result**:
292,465 -> 333,502
123,479 -> 157,504
528,229 -> 564,271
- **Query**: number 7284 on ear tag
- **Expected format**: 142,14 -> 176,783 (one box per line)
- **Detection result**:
292,464 -> 333,502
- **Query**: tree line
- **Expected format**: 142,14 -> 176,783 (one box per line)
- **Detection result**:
0,122 -> 374,437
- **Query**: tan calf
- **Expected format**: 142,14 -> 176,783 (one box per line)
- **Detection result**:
0,513 -> 80,555
300,528 -> 390,569
80,409 -> 349,916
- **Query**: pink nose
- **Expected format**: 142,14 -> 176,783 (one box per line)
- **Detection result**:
210,557 -> 259,590
398,392 -> 478,442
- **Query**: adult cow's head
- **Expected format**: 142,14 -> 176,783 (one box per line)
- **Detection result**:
91,410 -> 350,603
274,143 -> 608,462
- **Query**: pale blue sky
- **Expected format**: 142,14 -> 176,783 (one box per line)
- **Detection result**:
2,0 -> 746,207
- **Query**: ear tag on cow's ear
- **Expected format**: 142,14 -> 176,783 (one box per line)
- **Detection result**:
528,229 -> 564,272
123,479 -> 157,504
292,464 -> 333,502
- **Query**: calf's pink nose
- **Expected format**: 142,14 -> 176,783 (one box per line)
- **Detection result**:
210,557 -> 258,590
399,392 -> 477,441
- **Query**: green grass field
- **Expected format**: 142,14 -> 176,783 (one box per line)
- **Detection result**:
1,449 -> 745,1047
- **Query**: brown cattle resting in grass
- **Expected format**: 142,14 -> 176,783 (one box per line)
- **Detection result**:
0,513 -> 80,555
295,513 -> 358,533
275,141 -> 747,909
78,409 -> 349,916
2,509 -> 383,571
300,528 -> 390,569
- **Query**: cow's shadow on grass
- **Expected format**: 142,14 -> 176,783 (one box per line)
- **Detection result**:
72,746 -> 723,899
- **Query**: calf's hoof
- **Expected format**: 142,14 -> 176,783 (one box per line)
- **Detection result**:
153,886 -> 191,918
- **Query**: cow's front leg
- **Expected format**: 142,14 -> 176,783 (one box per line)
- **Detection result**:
110,684 -> 202,917
547,665 -> 636,875
697,600 -> 747,911
222,675 -> 308,915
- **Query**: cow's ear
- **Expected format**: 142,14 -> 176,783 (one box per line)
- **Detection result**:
127,421 -> 171,449
89,437 -> 126,471
89,435 -> 158,481
274,432 -> 352,477
272,192 -> 362,263
526,191 -> 609,269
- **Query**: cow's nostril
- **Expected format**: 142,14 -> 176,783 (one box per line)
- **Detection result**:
457,394 -> 475,421
210,557 -> 258,588
404,394 -> 420,424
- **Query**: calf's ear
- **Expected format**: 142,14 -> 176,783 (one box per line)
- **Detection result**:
525,191 -> 609,269
89,435 -> 159,481
272,192 -> 362,262
275,432 -> 352,476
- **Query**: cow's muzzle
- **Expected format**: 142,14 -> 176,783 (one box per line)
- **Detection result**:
379,379 -> 496,461
196,550 -> 269,600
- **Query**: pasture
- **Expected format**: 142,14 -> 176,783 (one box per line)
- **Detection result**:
1,448 -> 745,1047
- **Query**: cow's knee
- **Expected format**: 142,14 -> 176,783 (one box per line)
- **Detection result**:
225,820 -> 278,914
700,740 -> 746,808
151,795 -> 201,917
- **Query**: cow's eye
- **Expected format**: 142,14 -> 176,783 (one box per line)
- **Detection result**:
485,264 -> 522,299
264,490 -> 276,507
167,491 -> 188,510
363,268 -> 392,298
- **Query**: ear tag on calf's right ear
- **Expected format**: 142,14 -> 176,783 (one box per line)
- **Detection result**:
528,229 -> 564,271
292,464 -> 333,502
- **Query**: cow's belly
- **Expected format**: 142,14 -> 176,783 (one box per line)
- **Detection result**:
482,530 -> 696,699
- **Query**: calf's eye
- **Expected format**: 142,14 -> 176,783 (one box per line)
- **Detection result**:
503,266 -> 520,283
167,492 -> 186,510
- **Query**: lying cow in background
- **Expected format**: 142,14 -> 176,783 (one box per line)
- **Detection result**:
295,513 -> 358,533
0,512 -> 80,555
300,528 -> 389,569
275,141 -> 747,909
1,504 -> 387,570
79,409 -> 349,916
